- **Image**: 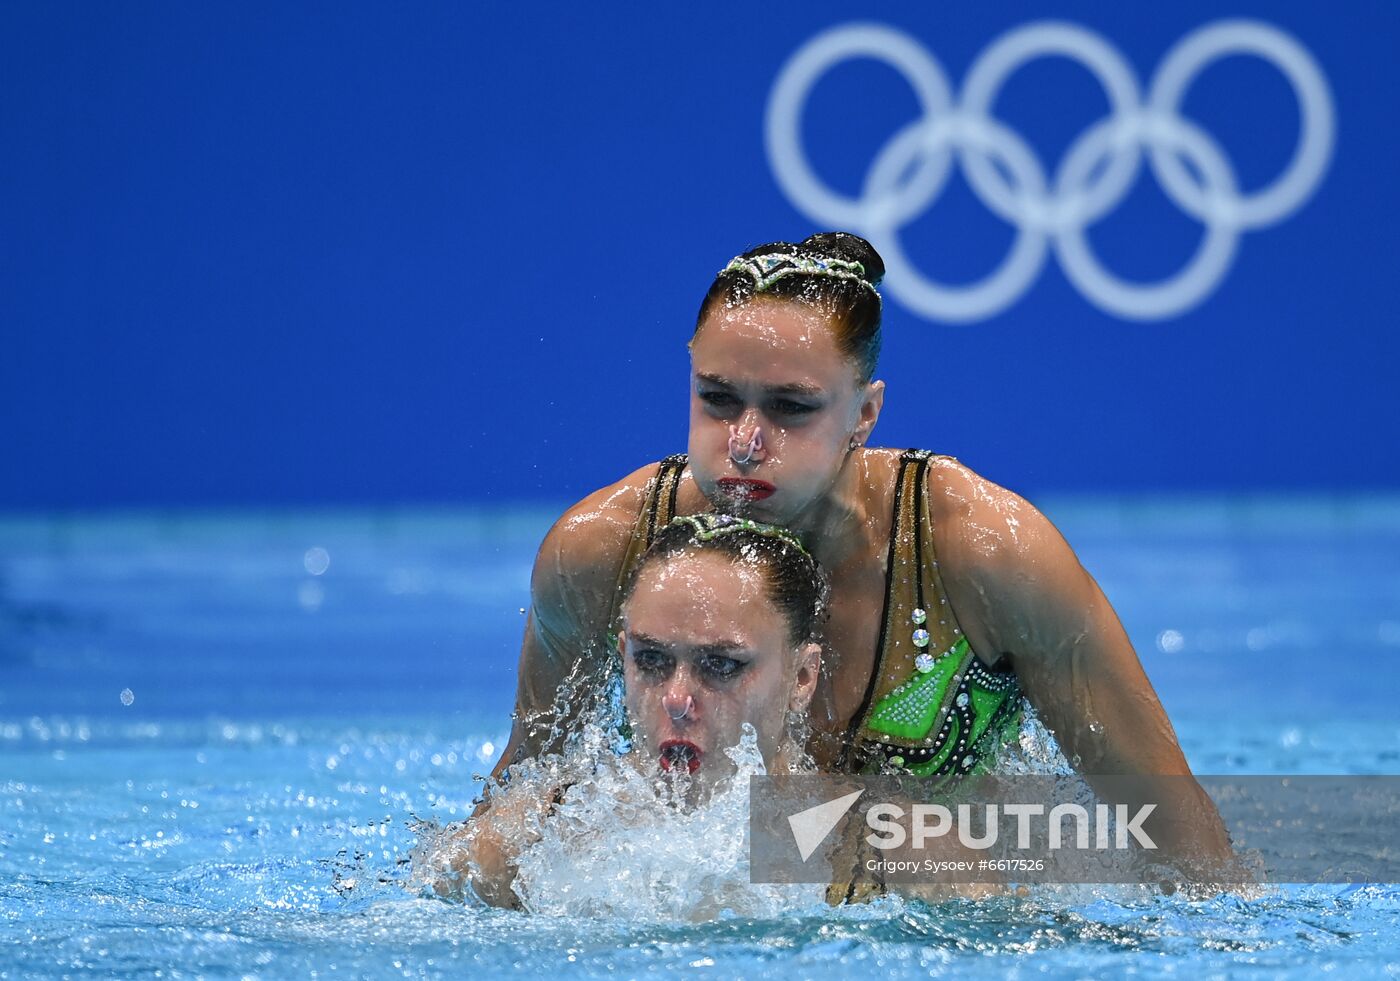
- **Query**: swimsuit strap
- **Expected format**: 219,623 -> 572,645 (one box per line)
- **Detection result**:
840,449 -> 1021,778
837,449 -> 929,767
606,454 -> 689,645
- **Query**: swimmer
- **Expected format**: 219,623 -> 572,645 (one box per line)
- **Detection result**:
490,232 -> 1232,875
433,514 -> 826,907
618,513 -> 824,797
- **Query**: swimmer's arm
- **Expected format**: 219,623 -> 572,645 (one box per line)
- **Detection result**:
485,470 -> 652,789
936,470 -> 1234,872
435,784 -> 563,908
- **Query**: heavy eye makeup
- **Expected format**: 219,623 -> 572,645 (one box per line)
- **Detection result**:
697,653 -> 749,682
630,646 -> 750,684
767,397 -> 818,419
631,648 -> 674,675
697,388 -> 740,415
696,389 -> 820,421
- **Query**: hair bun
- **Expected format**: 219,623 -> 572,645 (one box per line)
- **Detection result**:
800,232 -> 885,286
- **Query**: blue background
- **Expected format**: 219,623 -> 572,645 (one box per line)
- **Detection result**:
4,11 -> 1400,971
3,2 -> 1396,510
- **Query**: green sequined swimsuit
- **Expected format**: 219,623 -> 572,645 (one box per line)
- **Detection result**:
610,450 -> 1022,778
838,449 -> 1022,778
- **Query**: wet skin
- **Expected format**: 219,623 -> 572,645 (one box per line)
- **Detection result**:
441,548 -> 819,905
492,295 -> 1233,868
620,548 -> 820,795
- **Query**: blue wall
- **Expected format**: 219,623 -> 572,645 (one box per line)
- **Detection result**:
3,2 -> 1396,509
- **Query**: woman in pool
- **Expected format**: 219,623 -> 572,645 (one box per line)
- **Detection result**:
492,232 -> 1230,870
441,513 -> 827,907
616,513 -> 824,789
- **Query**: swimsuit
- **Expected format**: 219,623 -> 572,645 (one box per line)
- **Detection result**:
609,451 -> 1022,778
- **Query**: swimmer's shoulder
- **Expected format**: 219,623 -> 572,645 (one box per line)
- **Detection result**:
530,461 -> 673,625
921,456 -> 1083,655
922,454 -> 1057,561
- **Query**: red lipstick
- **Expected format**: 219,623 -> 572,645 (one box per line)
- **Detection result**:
658,739 -> 703,774
716,478 -> 776,502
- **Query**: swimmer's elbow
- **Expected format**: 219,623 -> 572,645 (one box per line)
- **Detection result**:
438,821 -> 526,909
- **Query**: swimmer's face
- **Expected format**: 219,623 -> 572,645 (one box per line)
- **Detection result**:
688,297 -> 883,527
619,549 -> 820,785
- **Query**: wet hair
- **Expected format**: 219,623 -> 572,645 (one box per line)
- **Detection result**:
620,514 -> 829,648
693,231 -> 886,383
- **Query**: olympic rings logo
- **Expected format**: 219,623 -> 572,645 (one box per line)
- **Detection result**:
765,21 -> 1336,322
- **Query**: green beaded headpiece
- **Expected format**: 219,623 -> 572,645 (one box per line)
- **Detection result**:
624,513 -> 828,646
671,513 -> 810,557
722,252 -> 881,302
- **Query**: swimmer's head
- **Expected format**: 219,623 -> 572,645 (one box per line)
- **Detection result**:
617,515 -> 827,786
687,233 -> 887,526
693,231 -> 885,384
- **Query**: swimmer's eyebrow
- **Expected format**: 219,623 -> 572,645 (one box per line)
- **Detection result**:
628,632 -> 750,655
695,372 -> 824,398
692,642 -> 751,657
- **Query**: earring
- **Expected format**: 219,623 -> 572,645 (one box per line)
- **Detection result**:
849,436 -> 863,451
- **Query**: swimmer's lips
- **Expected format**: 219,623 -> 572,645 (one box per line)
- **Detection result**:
715,478 -> 776,502
658,739 -> 703,775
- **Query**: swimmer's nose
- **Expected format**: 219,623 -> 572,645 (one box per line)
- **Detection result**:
661,689 -> 695,723
727,416 -> 766,466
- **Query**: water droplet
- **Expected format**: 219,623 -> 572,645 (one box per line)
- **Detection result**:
303,546 -> 331,576
119,688 -> 135,707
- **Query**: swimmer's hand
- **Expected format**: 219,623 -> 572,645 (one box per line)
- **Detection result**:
428,785 -> 563,909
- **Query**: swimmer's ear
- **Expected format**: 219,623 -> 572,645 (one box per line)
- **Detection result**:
853,380 -> 884,446
789,642 -> 822,712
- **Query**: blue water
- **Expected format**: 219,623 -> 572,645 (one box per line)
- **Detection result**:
2,498 -> 1399,978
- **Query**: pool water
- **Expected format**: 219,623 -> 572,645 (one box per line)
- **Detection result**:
2,498 -> 1399,978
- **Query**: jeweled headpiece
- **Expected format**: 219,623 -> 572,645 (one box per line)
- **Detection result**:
722,252 -> 881,302
672,513 -> 809,557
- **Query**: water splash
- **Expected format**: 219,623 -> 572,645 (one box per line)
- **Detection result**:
413,724 -> 826,920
